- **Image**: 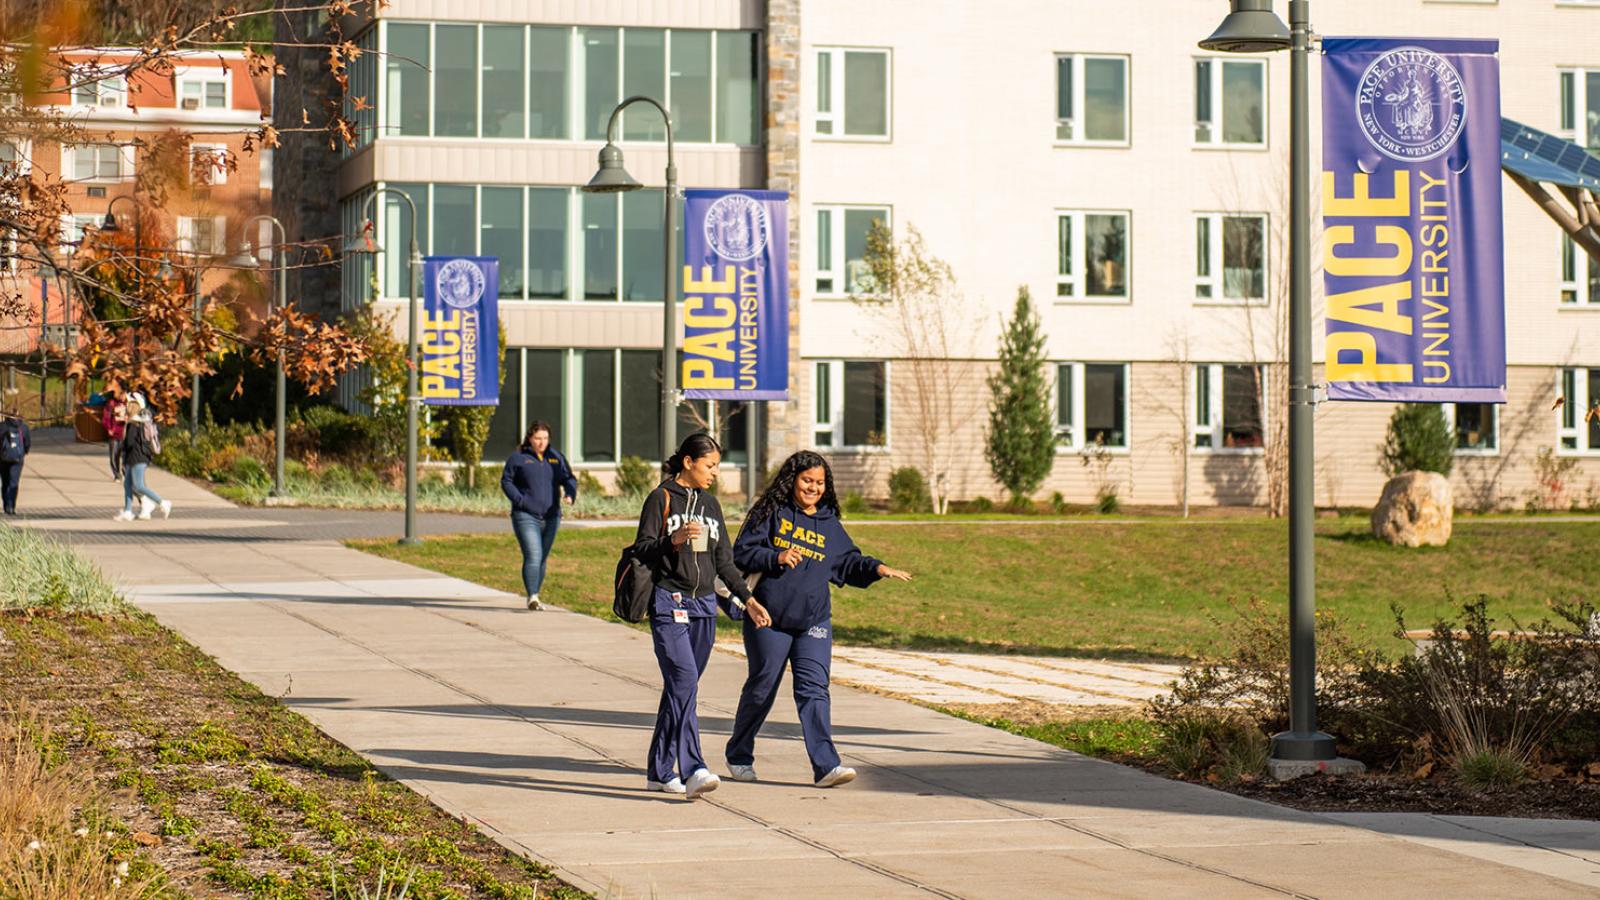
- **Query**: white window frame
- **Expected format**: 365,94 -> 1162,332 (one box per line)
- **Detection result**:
1055,209 -> 1131,303
175,70 -> 231,111
1558,367 -> 1600,454
58,214 -> 101,255
814,204 -> 890,298
1194,212 -> 1268,305
259,148 -> 273,192
189,143 -> 229,186
812,359 -> 890,451
70,65 -> 126,109
1193,363 -> 1267,454
67,143 -> 128,183
1560,233 -> 1599,306
813,46 -> 892,141
1053,53 -> 1131,147
1054,362 -> 1130,453
176,215 -> 227,257
1559,68 -> 1599,151
1193,56 -> 1267,149
1445,402 -> 1500,456
0,138 -> 31,175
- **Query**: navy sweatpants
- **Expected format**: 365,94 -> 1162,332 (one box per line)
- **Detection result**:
726,617 -> 840,782
646,602 -> 717,784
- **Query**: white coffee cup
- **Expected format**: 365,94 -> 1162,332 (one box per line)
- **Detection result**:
690,525 -> 708,552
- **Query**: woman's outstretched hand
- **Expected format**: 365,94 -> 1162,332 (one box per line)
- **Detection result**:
746,599 -> 772,629
877,565 -> 912,582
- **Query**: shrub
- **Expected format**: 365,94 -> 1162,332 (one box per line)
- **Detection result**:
970,496 -> 995,513
841,491 -> 870,515
228,455 -> 269,490
1379,403 -> 1454,477
0,528 -> 124,615
320,463 -> 357,489
1526,447 -> 1580,512
577,471 -> 605,499
300,405 -> 387,463
1050,491 -> 1069,515
888,467 -> 931,513
1156,712 -> 1269,783
1454,748 -> 1528,789
1096,489 -> 1120,515
614,456 -> 656,498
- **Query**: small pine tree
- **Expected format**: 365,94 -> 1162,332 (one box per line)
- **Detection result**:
984,287 -> 1056,501
1379,403 -> 1455,478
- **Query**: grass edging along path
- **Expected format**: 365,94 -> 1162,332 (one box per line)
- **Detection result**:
0,610 -> 587,899
351,517 -> 1600,660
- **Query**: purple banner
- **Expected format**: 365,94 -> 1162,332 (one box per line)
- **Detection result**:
1321,38 -> 1506,403
681,189 -> 790,401
421,256 -> 499,406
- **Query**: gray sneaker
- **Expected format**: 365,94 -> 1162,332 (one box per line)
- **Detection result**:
727,764 -> 758,783
646,777 -> 685,794
684,768 -> 721,799
815,766 -> 857,788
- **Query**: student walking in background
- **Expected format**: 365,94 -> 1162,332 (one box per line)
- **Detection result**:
729,451 -> 911,788
115,395 -> 170,522
633,433 -> 770,799
0,408 -> 31,516
101,391 -> 126,480
499,421 -> 577,610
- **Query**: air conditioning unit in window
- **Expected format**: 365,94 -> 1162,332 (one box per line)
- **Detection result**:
98,94 -> 119,108
181,97 -> 200,110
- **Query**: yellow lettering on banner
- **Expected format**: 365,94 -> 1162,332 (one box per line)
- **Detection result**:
684,330 -> 735,362
1326,281 -> 1413,335
1327,331 -> 1414,383
682,359 -> 733,391
421,330 -> 462,356
683,265 -> 736,294
1324,225 -> 1413,277
684,295 -> 736,327
1323,171 -> 1411,217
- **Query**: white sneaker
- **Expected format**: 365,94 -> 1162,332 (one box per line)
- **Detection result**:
113,510 -> 134,522
815,766 -> 857,788
159,500 -> 172,519
727,764 -> 758,783
526,594 -> 543,611
684,768 -> 720,799
646,777 -> 686,794
137,497 -> 155,520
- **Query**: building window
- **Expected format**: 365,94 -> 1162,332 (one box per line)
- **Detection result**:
259,148 -> 273,191
70,66 -> 125,108
385,23 -> 431,136
1449,403 -> 1498,453
1056,210 -> 1129,300
59,214 -> 101,254
1054,54 -> 1129,145
1560,69 -> 1600,151
481,186 -> 523,300
0,139 -> 29,174
528,187 -> 568,299
1055,362 -> 1128,450
482,25 -> 525,138
176,216 -> 226,256
528,27 -> 569,139
68,144 -> 124,182
1194,57 -> 1265,147
177,73 -> 229,110
1194,364 -> 1264,450
1558,367 -> 1600,453
188,143 -> 228,186
1195,213 -> 1266,302
435,24 -> 480,137
815,205 -> 888,296
1562,233 -> 1600,305
815,47 -> 890,138
814,360 -> 888,449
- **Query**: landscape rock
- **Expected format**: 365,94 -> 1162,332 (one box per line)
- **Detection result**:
1371,471 -> 1453,547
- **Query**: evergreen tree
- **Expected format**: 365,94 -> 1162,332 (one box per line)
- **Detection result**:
1378,403 -> 1455,478
985,288 -> 1056,501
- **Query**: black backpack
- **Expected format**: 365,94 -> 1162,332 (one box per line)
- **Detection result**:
0,424 -> 21,464
612,490 -> 668,623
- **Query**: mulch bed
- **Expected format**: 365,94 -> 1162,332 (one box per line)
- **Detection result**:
1226,771 -> 1600,819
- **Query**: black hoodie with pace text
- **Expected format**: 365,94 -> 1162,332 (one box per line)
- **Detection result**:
633,479 -> 754,618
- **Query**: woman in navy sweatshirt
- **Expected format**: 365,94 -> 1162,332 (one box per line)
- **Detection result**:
500,421 -> 577,610
729,450 -> 911,788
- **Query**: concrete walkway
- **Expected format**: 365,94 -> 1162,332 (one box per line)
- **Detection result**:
10,430 -> 1600,898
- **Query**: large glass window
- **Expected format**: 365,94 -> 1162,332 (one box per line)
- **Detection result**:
620,350 -> 662,460
672,31 -> 713,143
717,31 -> 761,145
486,348 -> 524,453
580,350 -> 617,462
1195,58 -> 1265,147
816,47 -> 890,138
1558,367 -> 1600,453
386,24 -> 431,136
622,190 -> 665,301
481,186 -> 523,299
1451,403 -> 1497,453
435,25 -> 479,137
528,27 -> 569,139
1562,233 -> 1600,305
1559,69 -> 1600,151
432,185 -> 476,257
1056,211 -> 1129,300
815,206 -> 888,296
1194,364 -> 1264,450
69,144 -> 122,182
580,27 -> 620,141
382,182 -> 426,299
1055,54 -> 1129,144
482,25 -> 525,138
813,360 -> 888,449
583,192 -> 618,300
528,188 -> 568,299
1056,363 -> 1128,449
622,30 -> 667,141
525,350 -> 564,448
1195,213 -> 1266,302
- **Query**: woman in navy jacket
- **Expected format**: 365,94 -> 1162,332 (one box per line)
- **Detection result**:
729,450 -> 910,787
499,421 -> 577,610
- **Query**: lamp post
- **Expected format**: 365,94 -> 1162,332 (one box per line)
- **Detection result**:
101,195 -> 143,374
1201,0 -> 1342,767
230,216 -> 290,496
583,96 -> 679,462
344,188 -> 423,545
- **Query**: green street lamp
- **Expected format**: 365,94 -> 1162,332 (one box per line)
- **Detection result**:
1201,0 -> 1345,768
344,188 -> 423,545
583,96 -> 678,462
229,214 -> 290,497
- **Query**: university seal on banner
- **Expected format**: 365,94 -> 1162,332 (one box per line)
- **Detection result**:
1356,47 -> 1467,162
435,258 -> 487,310
703,193 -> 770,262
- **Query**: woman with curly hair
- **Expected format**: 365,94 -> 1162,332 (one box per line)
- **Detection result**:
728,450 -> 911,788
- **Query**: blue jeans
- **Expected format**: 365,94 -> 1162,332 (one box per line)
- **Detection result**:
510,510 -> 560,596
123,463 -> 164,513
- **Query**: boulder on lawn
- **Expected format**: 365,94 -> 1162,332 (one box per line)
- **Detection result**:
1371,471 -> 1453,547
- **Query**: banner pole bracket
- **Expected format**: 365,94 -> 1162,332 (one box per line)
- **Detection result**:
1290,382 -> 1327,407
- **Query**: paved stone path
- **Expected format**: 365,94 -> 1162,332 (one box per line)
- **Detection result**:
9,429 -> 1600,897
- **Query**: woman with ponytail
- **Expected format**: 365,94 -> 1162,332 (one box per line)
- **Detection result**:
727,451 -> 910,788
632,433 -> 770,799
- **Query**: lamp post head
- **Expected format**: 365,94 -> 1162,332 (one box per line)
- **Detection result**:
1199,0 -> 1291,53
343,219 -> 384,255
100,211 -> 120,232
226,241 -> 261,268
583,142 -> 642,193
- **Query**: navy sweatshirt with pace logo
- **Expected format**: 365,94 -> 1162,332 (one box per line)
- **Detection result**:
634,480 -> 754,618
500,448 -> 577,518
733,504 -> 882,631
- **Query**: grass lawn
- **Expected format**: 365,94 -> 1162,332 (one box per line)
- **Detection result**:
351,516 -> 1599,660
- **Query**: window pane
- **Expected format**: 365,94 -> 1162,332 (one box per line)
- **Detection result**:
842,361 -> 886,447
206,81 -> 226,107
1221,364 -> 1263,448
1085,214 -> 1127,297
1563,369 -> 1577,429
620,350 -> 662,461
580,350 -> 616,462
384,182 -> 427,297
529,27 -> 569,139
1194,60 -> 1212,141
844,209 -> 885,293
816,209 -> 832,272
1222,61 -> 1264,144
1455,403 -> 1495,451
671,31 -> 713,142
1196,216 -> 1211,278
1195,364 -> 1211,427
843,51 -> 888,137
528,188 -> 568,299
1589,72 -> 1600,150
1057,215 -> 1072,276
432,185 -> 476,257
481,186 -> 523,299
1056,364 -> 1073,442
717,31 -> 760,145
814,362 -> 831,425
623,30 -> 667,141
1084,364 -> 1126,447
487,349 -> 523,455
386,23 -> 431,136
622,189 -> 664,301
1083,58 -> 1125,141
1590,370 -> 1600,450
721,401 -> 749,463
817,52 -> 832,114
583,192 -> 617,300
1056,56 -> 1073,141
526,349 -> 564,450
482,25 -> 525,138
435,25 -> 478,137
1561,71 -> 1575,132
580,27 -> 619,141
1222,216 -> 1264,299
